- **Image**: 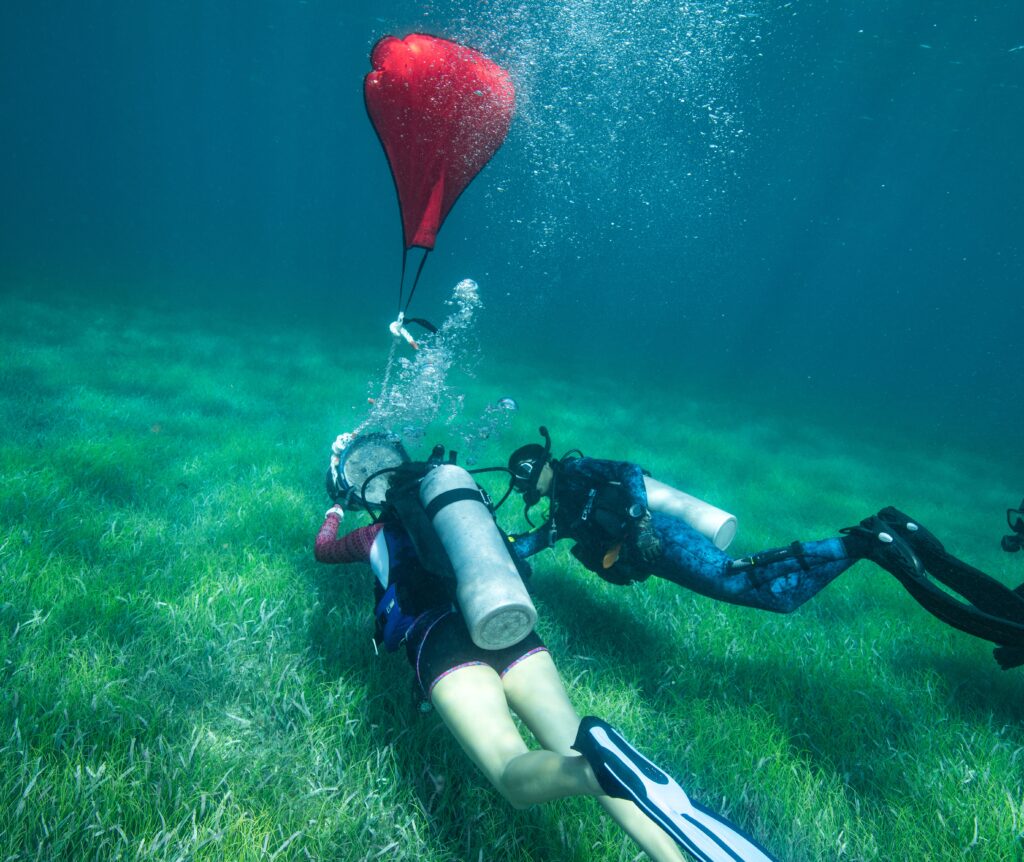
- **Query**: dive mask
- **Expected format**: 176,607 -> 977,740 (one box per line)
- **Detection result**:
1008,506 -> 1024,535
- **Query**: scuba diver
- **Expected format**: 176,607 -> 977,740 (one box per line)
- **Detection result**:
315,435 -> 780,862
505,428 -> 1024,670
1001,500 -> 1024,553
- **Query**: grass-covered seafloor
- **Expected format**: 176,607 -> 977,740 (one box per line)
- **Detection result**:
1,284 -> 1021,862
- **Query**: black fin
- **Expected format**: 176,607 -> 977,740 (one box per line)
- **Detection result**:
993,645 -> 1024,670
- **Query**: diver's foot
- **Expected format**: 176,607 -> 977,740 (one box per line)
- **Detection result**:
875,506 -> 947,557
841,516 -> 926,580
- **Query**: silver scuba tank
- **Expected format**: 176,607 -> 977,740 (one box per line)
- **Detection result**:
643,476 -> 738,550
419,464 -> 538,650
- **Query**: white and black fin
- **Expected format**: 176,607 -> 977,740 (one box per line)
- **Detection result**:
573,717 -> 780,862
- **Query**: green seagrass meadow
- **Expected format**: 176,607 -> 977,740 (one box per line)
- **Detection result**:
1,285 -> 1021,861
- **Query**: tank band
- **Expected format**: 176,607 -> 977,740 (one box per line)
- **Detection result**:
424,487 -> 489,520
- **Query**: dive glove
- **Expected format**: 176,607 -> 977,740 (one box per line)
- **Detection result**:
632,510 -> 662,565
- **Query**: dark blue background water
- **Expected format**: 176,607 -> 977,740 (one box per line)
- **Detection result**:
2,1 -> 1021,441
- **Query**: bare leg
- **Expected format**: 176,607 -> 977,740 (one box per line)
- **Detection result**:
430,663 -> 599,809
502,651 -> 685,862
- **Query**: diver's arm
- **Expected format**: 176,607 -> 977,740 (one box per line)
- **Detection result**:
509,525 -> 554,559
314,513 -> 382,564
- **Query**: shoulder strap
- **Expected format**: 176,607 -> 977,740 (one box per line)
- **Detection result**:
384,464 -> 456,581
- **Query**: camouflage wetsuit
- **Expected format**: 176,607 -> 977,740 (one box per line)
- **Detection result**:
511,456 -> 857,613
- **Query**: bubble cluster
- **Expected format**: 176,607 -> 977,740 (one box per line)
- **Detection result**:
366,278 -> 481,431
415,0 -> 764,253
350,278 -> 512,461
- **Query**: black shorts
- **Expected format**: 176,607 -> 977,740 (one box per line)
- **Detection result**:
406,610 -> 547,701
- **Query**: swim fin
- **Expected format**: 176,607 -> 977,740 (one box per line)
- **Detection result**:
848,509 -> 1024,667
993,644 -> 1024,670
573,716 -> 780,862
877,507 -> 1024,624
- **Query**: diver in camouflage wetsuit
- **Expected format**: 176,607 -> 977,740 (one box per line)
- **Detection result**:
506,429 -> 1024,669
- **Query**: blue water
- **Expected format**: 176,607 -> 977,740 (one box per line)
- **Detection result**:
2,1 -> 1022,442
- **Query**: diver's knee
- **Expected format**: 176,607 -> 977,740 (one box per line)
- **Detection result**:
496,782 -> 533,810
487,762 -> 533,810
